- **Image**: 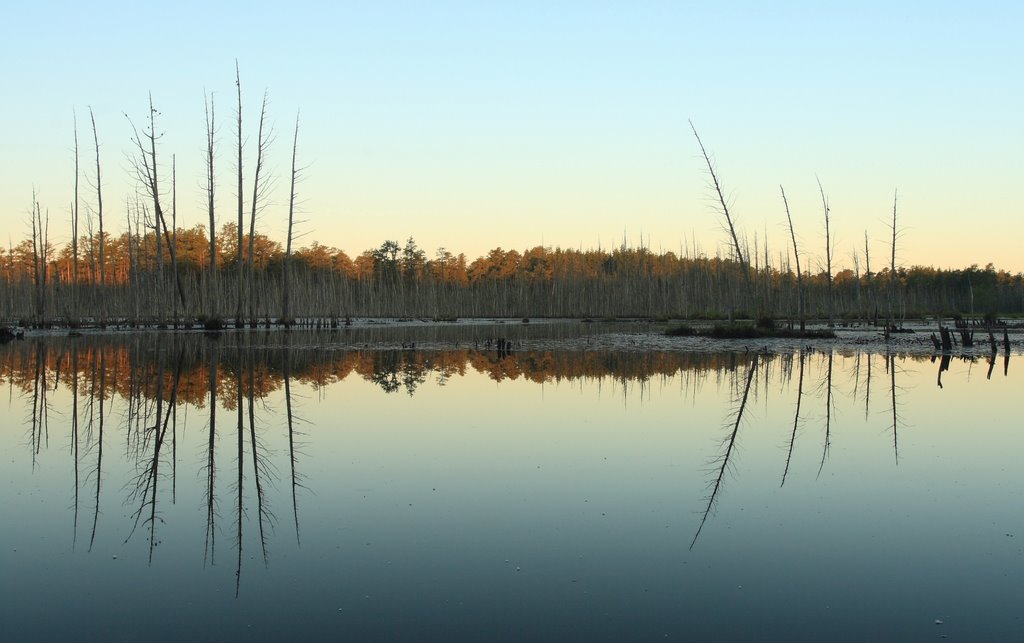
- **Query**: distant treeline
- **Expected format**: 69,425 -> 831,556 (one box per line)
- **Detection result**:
2,228 -> 1023,324
2,229 -> 1022,325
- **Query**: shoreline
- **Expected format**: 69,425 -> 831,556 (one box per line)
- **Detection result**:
3,317 -> 1020,358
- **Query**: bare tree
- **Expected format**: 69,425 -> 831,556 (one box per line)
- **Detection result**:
689,121 -> 750,312
863,231 -> 871,277
89,108 -> 105,324
888,189 -> 900,328
30,192 -> 48,324
850,245 -> 861,315
125,207 -> 138,323
780,185 -> 804,330
235,62 -> 245,328
204,91 -> 217,318
817,176 -> 833,325
72,111 -> 80,324
283,110 -> 301,326
863,230 -> 873,322
126,94 -> 187,318
247,90 -> 273,325
171,154 -> 179,324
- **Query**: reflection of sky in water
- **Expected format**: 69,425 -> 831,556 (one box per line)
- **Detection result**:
0,341 -> 1021,641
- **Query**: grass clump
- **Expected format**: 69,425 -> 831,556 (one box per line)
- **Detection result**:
665,324 -> 697,337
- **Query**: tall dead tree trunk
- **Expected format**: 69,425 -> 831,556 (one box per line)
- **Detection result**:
850,246 -> 861,319
780,185 -> 804,330
153,190 -> 164,323
235,62 -> 245,328
889,189 -> 899,329
171,155 -> 179,325
30,192 -> 42,324
817,177 -> 833,325
864,231 -> 873,323
89,108 -> 105,325
125,209 -> 136,323
204,91 -> 217,318
72,112 -> 80,325
283,110 -> 300,326
247,90 -> 272,327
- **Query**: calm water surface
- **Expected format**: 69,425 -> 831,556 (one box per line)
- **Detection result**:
1,328 -> 1021,641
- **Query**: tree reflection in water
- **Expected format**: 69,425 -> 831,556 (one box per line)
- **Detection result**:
0,332 -> 1012,589
690,353 -> 757,550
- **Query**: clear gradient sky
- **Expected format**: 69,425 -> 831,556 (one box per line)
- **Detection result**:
2,1 -> 1021,272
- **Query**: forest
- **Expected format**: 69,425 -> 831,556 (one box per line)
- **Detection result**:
4,225 -> 1022,326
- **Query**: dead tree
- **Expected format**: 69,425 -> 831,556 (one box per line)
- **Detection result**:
171,155 -> 179,325
89,108 -> 106,325
247,90 -> 273,326
72,111 -> 80,324
126,94 -> 187,318
780,185 -> 804,330
888,189 -> 900,329
204,91 -> 217,318
283,110 -> 300,326
817,176 -> 833,325
689,121 -> 751,313
864,231 -> 873,323
235,62 -> 245,328
30,194 -> 49,324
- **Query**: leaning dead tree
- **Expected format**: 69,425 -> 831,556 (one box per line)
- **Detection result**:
689,120 -> 751,312
780,185 -> 804,330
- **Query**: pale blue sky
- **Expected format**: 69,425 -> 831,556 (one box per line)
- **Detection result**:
2,1 -> 1021,271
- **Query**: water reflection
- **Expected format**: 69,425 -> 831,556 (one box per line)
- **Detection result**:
691,353 -> 757,550
0,332 -> 1015,600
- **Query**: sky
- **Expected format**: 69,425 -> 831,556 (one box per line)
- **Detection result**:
2,1 -> 1022,272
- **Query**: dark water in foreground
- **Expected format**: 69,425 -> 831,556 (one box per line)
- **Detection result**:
1,327 -> 1021,641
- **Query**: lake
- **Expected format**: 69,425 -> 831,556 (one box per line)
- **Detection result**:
1,322 -> 1021,641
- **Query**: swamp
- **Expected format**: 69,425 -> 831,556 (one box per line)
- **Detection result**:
1,320 -> 1021,641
